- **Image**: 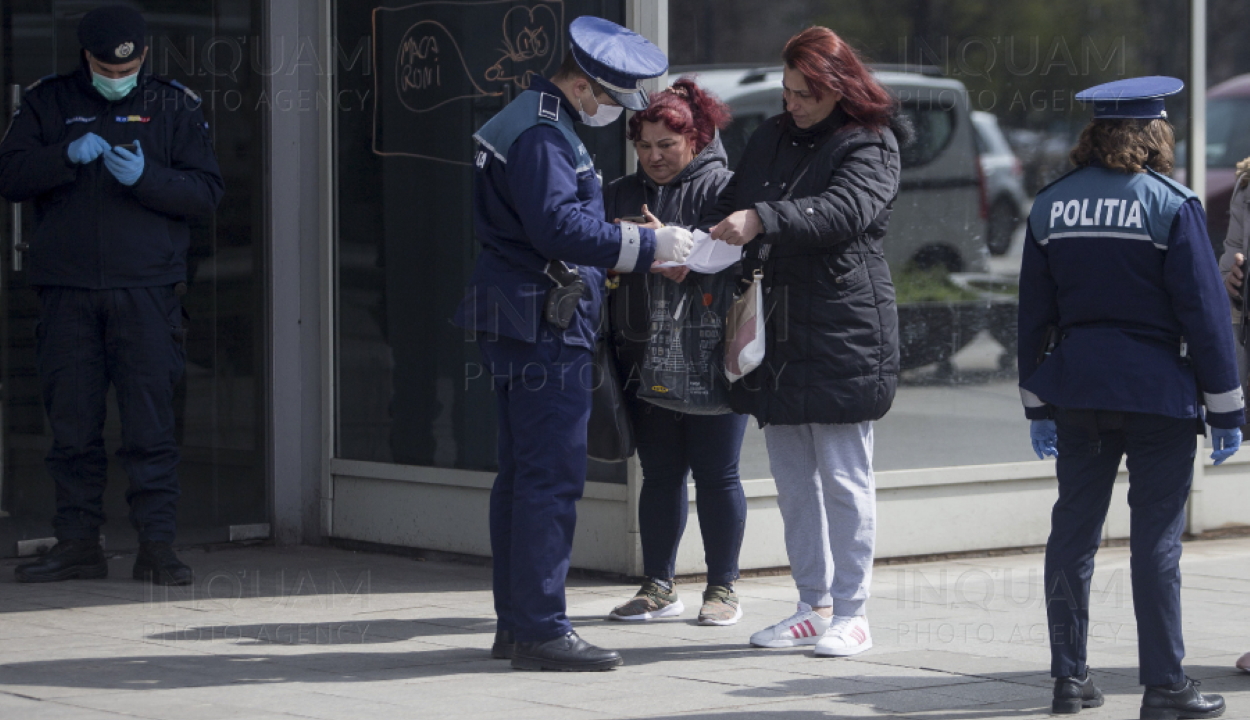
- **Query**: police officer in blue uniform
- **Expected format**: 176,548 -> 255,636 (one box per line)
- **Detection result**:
0,6 -> 223,586
454,17 -> 693,671
1018,77 -> 1242,719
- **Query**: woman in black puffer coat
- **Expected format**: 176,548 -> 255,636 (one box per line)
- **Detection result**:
602,79 -> 750,628
705,26 -> 909,657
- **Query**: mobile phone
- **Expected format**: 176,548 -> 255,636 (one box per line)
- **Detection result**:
115,143 -> 137,153
620,215 -> 648,224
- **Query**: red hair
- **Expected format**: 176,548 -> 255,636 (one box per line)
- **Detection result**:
626,77 -> 732,154
782,27 -> 894,130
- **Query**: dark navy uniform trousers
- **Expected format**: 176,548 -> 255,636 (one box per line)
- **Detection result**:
1046,409 -> 1194,687
36,286 -> 186,543
478,326 -> 593,644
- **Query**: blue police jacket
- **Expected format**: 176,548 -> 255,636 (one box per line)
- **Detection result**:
1017,165 -> 1246,429
0,64 -> 224,289
453,76 -> 657,350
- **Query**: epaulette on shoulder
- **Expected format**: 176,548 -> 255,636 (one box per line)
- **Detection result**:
537,92 -> 561,122
24,73 -> 63,93
151,76 -> 201,105
1145,168 -> 1196,198
1033,166 -> 1082,197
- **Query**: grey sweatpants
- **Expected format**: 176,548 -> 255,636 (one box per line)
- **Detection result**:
764,421 -> 876,616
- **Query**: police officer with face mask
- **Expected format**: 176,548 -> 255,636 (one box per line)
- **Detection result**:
454,17 -> 693,671
0,6 -> 224,585
1018,77 -> 1242,719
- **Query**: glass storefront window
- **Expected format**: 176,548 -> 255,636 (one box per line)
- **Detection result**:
670,0 -> 1203,474
334,0 -> 627,475
332,0 -> 1250,482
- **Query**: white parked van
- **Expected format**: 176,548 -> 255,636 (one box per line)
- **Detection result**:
678,65 -> 990,275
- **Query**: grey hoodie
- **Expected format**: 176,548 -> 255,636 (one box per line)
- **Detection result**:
603,133 -> 735,395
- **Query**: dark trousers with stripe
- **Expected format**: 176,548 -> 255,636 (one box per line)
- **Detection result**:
1045,409 -> 1194,687
36,286 -> 186,543
478,328 -> 593,644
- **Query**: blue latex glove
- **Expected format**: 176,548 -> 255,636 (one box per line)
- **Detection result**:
1211,427 -> 1241,465
66,133 -> 110,165
103,140 -> 144,186
1030,419 -> 1058,459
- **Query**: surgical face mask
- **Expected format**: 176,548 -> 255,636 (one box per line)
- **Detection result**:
92,71 -> 138,101
578,91 -> 623,127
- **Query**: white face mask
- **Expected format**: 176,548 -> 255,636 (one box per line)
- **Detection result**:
578,91 -> 623,127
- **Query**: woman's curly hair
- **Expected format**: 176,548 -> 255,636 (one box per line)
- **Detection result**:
626,77 -> 731,154
1069,118 -> 1175,174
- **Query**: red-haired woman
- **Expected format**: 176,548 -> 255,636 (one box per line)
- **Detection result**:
603,78 -> 749,626
706,26 -> 909,657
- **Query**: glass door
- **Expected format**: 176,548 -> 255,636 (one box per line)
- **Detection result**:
0,2 -> 269,553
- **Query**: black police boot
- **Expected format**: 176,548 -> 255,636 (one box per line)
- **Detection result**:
1141,678 -> 1225,720
491,630 -> 515,660
1053,672 -> 1104,714
132,541 -> 193,586
511,631 -> 622,671
14,539 -> 108,583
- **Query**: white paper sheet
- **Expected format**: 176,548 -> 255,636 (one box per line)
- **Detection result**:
654,230 -> 742,273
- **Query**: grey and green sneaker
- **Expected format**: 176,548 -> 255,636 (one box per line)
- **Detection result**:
608,579 -> 684,621
697,585 -> 743,626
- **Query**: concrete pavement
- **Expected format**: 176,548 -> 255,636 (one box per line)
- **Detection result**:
1,537 -> 1249,719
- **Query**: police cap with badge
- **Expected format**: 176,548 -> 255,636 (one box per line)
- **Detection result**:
1075,76 -> 1184,120
568,16 -> 668,111
78,5 -> 146,65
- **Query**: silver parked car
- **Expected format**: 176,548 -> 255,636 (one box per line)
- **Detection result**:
971,110 -> 1030,255
683,66 -> 990,275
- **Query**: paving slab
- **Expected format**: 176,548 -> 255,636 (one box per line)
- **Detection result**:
2,539 -> 1250,719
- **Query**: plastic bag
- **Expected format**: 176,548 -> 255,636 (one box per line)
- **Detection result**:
724,268 -> 765,382
636,271 -> 733,415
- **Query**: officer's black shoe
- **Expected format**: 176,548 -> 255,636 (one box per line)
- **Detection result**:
14,539 -> 108,583
1141,678 -> 1225,720
132,541 -> 193,586
1052,672 -> 1104,714
491,630 -> 515,660
511,631 -> 622,671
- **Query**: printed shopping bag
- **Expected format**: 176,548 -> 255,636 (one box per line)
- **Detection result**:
724,268 -> 765,382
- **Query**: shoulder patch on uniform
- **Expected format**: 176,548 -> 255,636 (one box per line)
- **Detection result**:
538,92 -> 561,122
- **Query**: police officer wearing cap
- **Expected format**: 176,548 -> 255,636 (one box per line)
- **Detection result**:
453,16 -> 692,671
1018,77 -> 1241,718
0,6 -> 223,586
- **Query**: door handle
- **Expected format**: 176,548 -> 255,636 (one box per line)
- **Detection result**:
8,84 -> 23,271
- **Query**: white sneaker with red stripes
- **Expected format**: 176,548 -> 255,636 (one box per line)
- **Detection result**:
748,602 -> 832,648
814,615 -> 872,657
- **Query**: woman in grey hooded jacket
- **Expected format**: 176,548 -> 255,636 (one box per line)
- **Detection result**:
602,79 -> 749,627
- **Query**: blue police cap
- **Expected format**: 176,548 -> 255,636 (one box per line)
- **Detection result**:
569,16 -> 668,111
1075,76 -> 1184,120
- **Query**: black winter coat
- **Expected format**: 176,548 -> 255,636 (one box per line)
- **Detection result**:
604,134 -> 734,394
704,109 -> 902,425
0,65 -> 223,289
